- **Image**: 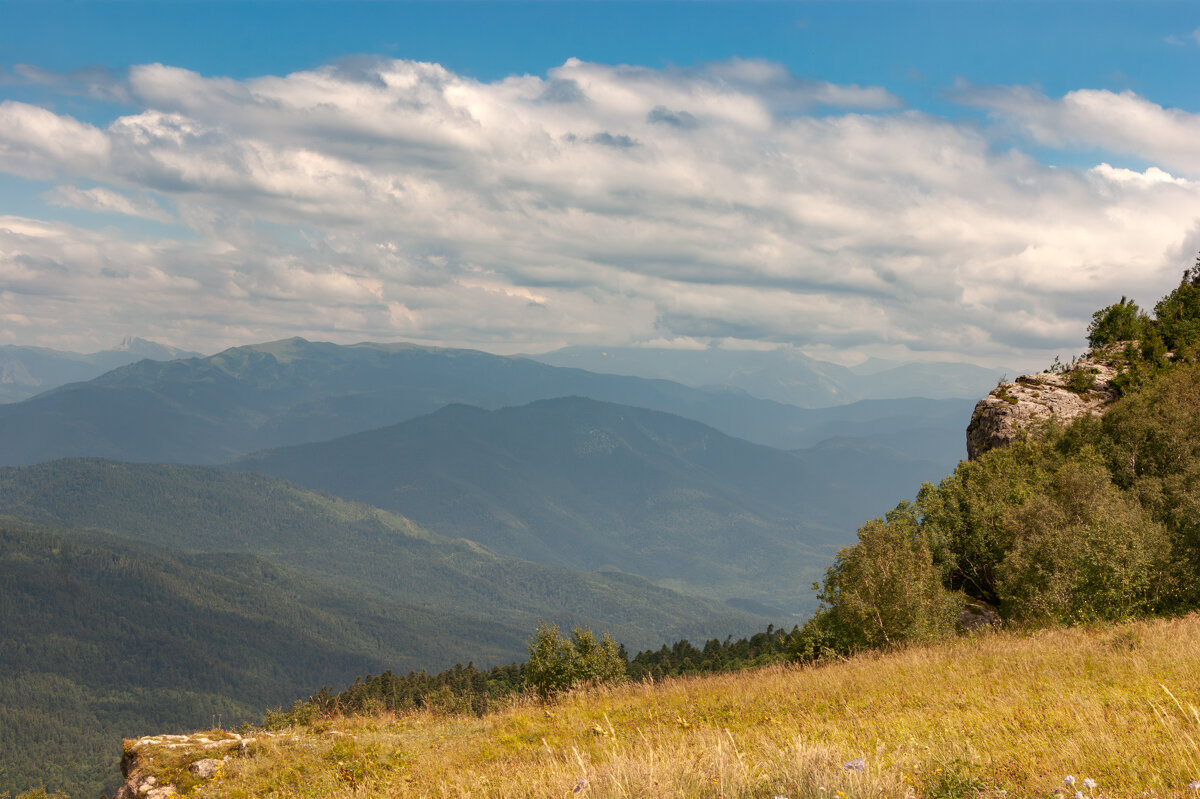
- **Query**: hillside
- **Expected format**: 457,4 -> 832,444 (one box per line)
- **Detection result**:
0,516 -> 441,797
0,459 -> 761,653
0,336 -> 972,468
113,613 -> 1200,798
0,461 -> 765,797
232,397 -> 949,614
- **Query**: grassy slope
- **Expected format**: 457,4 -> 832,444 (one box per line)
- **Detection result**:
145,613 -> 1200,799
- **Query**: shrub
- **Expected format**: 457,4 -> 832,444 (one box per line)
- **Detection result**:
1087,296 -> 1148,348
525,623 -> 626,699
817,503 -> 962,650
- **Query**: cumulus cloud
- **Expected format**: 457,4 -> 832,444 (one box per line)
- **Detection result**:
0,58 -> 1198,362
958,84 -> 1200,176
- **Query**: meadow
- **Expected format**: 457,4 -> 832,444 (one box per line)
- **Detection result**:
138,613 -> 1200,799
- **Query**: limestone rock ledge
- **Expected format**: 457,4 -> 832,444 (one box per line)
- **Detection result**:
113,728 -> 350,797
114,731 -> 263,799
965,353 -> 1120,460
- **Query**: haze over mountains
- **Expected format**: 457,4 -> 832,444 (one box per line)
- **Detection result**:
233,396 -> 948,615
0,336 -> 203,403
0,336 -> 974,469
0,333 -> 983,797
529,345 -> 1020,408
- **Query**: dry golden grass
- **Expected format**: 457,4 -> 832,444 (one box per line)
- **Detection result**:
178,614 -> 1200,798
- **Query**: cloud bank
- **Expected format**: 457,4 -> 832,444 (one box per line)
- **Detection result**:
1,57 -> 1199,362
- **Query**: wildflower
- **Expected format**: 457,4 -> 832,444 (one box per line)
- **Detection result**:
845,757 -> 866,772
572,779 -> 586,793
1083,778 -> 1096,790
1065,776 -> 1076,787
1190,779 -> 1200,790
1075,793 -> 1083,799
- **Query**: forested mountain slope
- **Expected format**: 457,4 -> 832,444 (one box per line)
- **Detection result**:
0,517 -> 414,797
0,459 -> 761,654
0,460 -> 764,797
233,397 -> 948,614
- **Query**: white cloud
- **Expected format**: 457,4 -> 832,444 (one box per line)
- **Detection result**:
43,185 -> 175,222
0,59 -> 1198,363
959,84 -> 1200,176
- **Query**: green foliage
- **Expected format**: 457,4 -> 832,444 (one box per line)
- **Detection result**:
918,442 -> 1064,605
1153,261 -> 1200,353
524,624 -> 626,699
1065,367 -> 1098,394
264,661 -> 526,727
816,503 -> 962,650
997,460 -> 1170,623
1087,296 -> 1148,348
813,261 -> 1200,650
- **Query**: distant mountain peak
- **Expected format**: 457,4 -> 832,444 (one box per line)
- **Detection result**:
112,336 -> 200,360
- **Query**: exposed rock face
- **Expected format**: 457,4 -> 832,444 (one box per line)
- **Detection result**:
966,353 -> 1120,460
113,732 -> 249,799
113,729 -> 331,797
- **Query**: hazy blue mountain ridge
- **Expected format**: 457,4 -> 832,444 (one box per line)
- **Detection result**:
0,337 -> 203,404
232,396 -> 952,615
529,345 -> 1017,408
0,337 -> 973,468
0,459 -> 763,654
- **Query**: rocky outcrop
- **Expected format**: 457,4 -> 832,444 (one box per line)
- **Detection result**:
966,353 -> 1121,460
113,728 -> 346,797
113,731 -> 255,799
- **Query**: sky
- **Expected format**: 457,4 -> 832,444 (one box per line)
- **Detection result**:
2,2 -> 1200,367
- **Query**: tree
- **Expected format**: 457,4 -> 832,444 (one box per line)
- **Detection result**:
1154,257 -> 1200,353
817,503 -> 961,650
524,623 -> 626,699
1087,296 -> 1148,349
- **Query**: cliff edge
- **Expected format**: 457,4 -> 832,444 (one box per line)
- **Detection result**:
965,352 -> 1120,460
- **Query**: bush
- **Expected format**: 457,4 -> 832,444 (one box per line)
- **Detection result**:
816,503 -> 962,650
525,623 -> 626,699
997,460 -> 1171,623
1087,296 -> 1148,348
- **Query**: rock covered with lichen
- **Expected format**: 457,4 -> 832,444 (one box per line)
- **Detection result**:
965,353 -> 1120,460
113,731 -> 253,799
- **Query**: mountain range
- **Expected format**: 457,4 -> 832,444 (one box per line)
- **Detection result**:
0,334 -> 982,797
529,344 -> 1021,408
233,396 -> 950,615
0,336 -> 203,404
0,337 -> 974,470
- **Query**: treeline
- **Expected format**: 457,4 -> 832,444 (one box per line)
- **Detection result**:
265,624 -> 809,725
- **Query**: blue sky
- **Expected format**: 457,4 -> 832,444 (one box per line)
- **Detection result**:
6,3 -> 1199,111
2,2 -> 1200,364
